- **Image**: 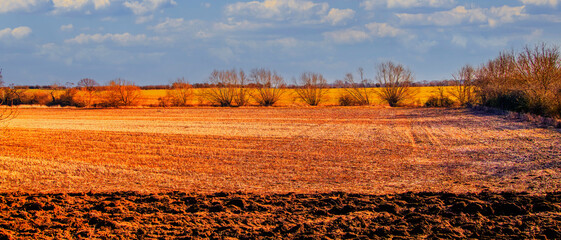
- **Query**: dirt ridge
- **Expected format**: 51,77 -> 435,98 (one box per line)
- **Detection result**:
0,191 -> 560,239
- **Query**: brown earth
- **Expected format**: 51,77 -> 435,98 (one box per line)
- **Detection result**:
1,107 -> 560,194
0,191 -> 560,239
1,107 -> 560,238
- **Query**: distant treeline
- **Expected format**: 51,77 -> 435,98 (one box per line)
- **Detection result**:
11,79 -> 457,90
1,43 -> 560,118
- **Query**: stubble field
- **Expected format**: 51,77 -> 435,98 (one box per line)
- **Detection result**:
0,107 -> 560,238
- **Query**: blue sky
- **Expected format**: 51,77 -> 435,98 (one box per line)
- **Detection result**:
1,0 -> 560,86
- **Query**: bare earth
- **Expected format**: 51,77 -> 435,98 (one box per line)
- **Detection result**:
1,107 -> 561,238
1,107 -> 560,194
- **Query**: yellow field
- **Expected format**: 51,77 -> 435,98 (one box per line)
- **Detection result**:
25,86 -> 453,107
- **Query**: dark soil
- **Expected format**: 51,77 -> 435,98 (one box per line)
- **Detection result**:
0,191 -> 560,239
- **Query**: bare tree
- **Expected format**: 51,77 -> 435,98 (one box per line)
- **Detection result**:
450,64 -> 476,106
235,70 -> 250,106
515,43 -> 561,115
77,78 -> 99,107
103,78 -> 141,107
48,82 -> 83,107
200,69 -> 247,107
250,68 -> 286,106
294,72 -> 329,106
0,69 -> 16,127
166,77 -> 194,107
342,67 -> 372,105
475,50 -> 518,104
375,61 -> 417,107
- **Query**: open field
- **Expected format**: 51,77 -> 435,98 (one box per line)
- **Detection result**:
1,107 -> 560,238
1,107 -> 560,194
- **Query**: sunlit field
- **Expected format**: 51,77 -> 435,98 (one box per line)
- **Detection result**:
1,107 -> 560,238
2,107 -> 559,193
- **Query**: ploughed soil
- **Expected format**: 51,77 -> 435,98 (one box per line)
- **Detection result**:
1,191 -> 560,239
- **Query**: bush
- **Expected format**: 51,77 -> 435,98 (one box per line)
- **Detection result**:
100,79 -> 141,107
167,78 -> 194,107
483,91 -> 530,113
0,86 -> 26,106
250,68 -> 286,106
26,91 -> 51,105
425,96 -> 455,107
294,72 -> 328,106
200,69 -> 247,107
375,61 -> 417,107
338,94 -> 357,106
341,68 -> 373,106
476,43 -> 561,117
47,88 -> 85,107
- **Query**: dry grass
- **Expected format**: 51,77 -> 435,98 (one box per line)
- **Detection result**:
1,107 -> 559,194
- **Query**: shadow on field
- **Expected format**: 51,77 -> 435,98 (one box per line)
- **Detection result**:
0,191 -> 560,239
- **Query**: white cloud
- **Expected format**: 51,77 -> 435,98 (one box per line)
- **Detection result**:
51,0 -> 110,12
123,0 -> 177,15
323,8 -> 355,25
149,18 -> 210,39
0,0 -> 110,13
520,0 -> 559,6
60,24 -> 74,31
135,15 -> 154,24
0,26 -> 32,39
225,0 -> 329,21
324,22 -> 405,44
365,22 -> 404,37
323,29 -> 370,43
361,0 -> 455,10
65,32 -> 157,45
93,0 -> 111,9
0,0 -> 49,13
150,17 -> 187,32
52,0 -> 89,10
214,20 -> 274,31
397,5 -> 526,27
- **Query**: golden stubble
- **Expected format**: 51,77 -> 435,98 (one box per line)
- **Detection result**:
1,107 -> 560,194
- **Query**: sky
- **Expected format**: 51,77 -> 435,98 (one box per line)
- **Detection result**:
0,0 -> 560,86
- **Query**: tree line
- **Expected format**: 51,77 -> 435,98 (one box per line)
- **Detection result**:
1,43 -> 560,118
0,63 -> 419,108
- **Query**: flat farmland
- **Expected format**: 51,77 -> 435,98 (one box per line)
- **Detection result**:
2,107 -> 561,238
1,107 -> 560,194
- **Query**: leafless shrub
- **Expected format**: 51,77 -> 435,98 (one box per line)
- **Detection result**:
294,72 -> 329,106
201,69 -> 248,107
514,43 -> 561,116
77,78 -> 99,107
375,61 -> 418,107
250,68 -> 286,106
235,70 -> 250,107
476,43 -> 561,117
166,78 -> 194,107
342,67 -> 372,105
450,64 -> 476,106
101,78 -> 141,107
47,82 -> 84,107
425,86 -> 455,107
1,85 -> 26,106
0,69 -> 16,130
